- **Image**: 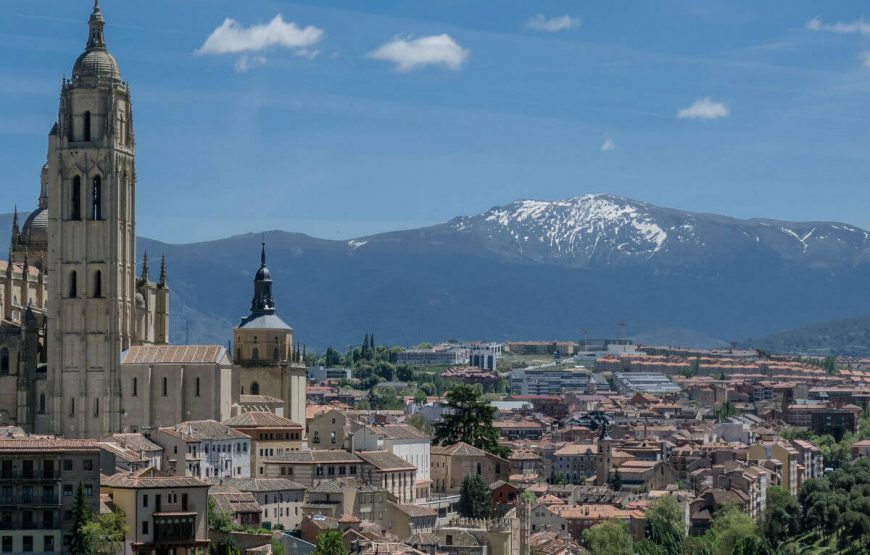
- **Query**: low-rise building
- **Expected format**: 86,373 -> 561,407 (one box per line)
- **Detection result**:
224,411 -> 304,476
101,467 -> 210,554
430,442 -> 509,494
209,477 -> 306,531
263,450 -> 362,486
154,420 -> 251,479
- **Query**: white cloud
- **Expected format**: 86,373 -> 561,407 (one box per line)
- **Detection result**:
601,138 -> 615,152
235,54 -> 267,73
677,97 -> 729,120
526,14 -> 580,32
806,16 -> 870,35
196,15 -> 323,56
368,34 -> 469,72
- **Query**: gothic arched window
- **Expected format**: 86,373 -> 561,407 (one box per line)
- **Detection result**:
68,271 -> 77,298
93,270 -> 102,298
162,376 -> 168,397
250,382 -> 260,395
0,348 -> 8,375
83,111 -> 91,142
71,176 -> 82,221
91,175 -> 102,220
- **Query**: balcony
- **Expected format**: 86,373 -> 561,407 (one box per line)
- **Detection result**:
0,494 -> 59,505
0,470 -> 60,480
153,514 -> 198,545
0,520 -> 58,531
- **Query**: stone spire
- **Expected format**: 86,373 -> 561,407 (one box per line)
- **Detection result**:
141,251 -> 149,282
87,0 -> 106,50
158,255 -> 167,288
250,242 -> 275,315
10,207 -> 19,246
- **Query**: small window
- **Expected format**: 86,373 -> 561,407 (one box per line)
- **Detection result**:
141,521 -> 148,535
0,348 -> 8,375
83,459 -> 93,472
91,176 -> 102,220
69,398 -> 75,416
92,270 -> 102,298
252,348 -> 259,361
84,485 -> 93,496
250,382 -> 259,395
62,485 -> 72,497
71,177 -> 81,220
69,271 -> 77,298
93,398 -> 99,417
132,377 -> 137,397
38,394 -> 45,414
162,377 -> 167,397
143,495 -> 148,507
83,111 -> 91,142
63,460 -> 72,472
273,347 -> 279,361
195,377 -> 200,397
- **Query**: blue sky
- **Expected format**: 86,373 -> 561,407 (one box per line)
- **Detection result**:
1,1 -> 869,243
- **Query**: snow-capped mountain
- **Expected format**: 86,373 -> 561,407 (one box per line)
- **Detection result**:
445,193 -> 870,269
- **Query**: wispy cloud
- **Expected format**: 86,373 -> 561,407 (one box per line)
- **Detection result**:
368,34 -> 469,72
677,97 -> 729,120
526,14 -> 580,32
235,54 -> 267,73
196,15 -> 323,70
601,137 -> 615,152
806,16 -> 870,35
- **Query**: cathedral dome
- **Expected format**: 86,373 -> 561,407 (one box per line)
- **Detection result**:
72,49 -> 120,84
21,208 -> 48,248
255,265 -> 272,281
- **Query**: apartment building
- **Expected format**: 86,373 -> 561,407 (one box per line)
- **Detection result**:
224,411 -> 304,476
154,420 -> 251,479
0,438 -> 100,554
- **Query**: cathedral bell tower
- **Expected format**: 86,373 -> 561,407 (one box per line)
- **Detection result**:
45,1 -> 136,437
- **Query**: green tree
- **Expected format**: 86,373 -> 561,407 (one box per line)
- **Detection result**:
458,475 -> 492,518
760,486 -> 800,545
82,509 -> 128,555
642,496 -> 685,555
407,413 -> 434,434
313,530 -> 348,555
433,384 -> 509,457
582,519 -> 633,555
207,497 -> 233,532
324,347 -> 342,367
709,505 -> 757,555
610,468 -> 622,492
68,482 -> 92,555
272,538 -> 287,555
413,389 -> 428,405
716,400 -> 737,423
519,490 -> 537,505
396,365 -> 414,382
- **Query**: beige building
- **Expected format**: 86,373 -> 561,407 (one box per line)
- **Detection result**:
102,467 -> 210,555
264,450 -> 363,486
208,477 -> 306,532
224,411 -> 304,476
233,244 -> 307,431
747,441 -> 800,496
430,442 -> 509,494
0,437 -> 101,554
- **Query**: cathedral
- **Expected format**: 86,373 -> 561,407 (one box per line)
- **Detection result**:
0,2 -> 307,438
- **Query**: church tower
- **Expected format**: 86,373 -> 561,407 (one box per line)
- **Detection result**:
45,1 -> 136,437
233,243 -> 307,430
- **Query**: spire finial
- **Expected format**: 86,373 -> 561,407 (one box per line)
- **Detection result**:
87,0 -> 106,49
141,251 -> 149,281
261,239 -> 266,267
158,254 -> 167,287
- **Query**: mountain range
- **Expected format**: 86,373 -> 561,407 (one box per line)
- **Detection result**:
4,193 -> 870,352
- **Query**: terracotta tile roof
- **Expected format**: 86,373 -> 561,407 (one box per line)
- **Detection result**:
122,345 -> 227,364
224,411 -> 303,429
161,420 -> 249,441
266,450 -> 361,464
431,442 -> 486,457
207,477 -> 306,492
372,424 -> 430,441
105,433 -> 162,453
102,467 -> 209,489
357,450 -> 417,471
0,438 -> 99,453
